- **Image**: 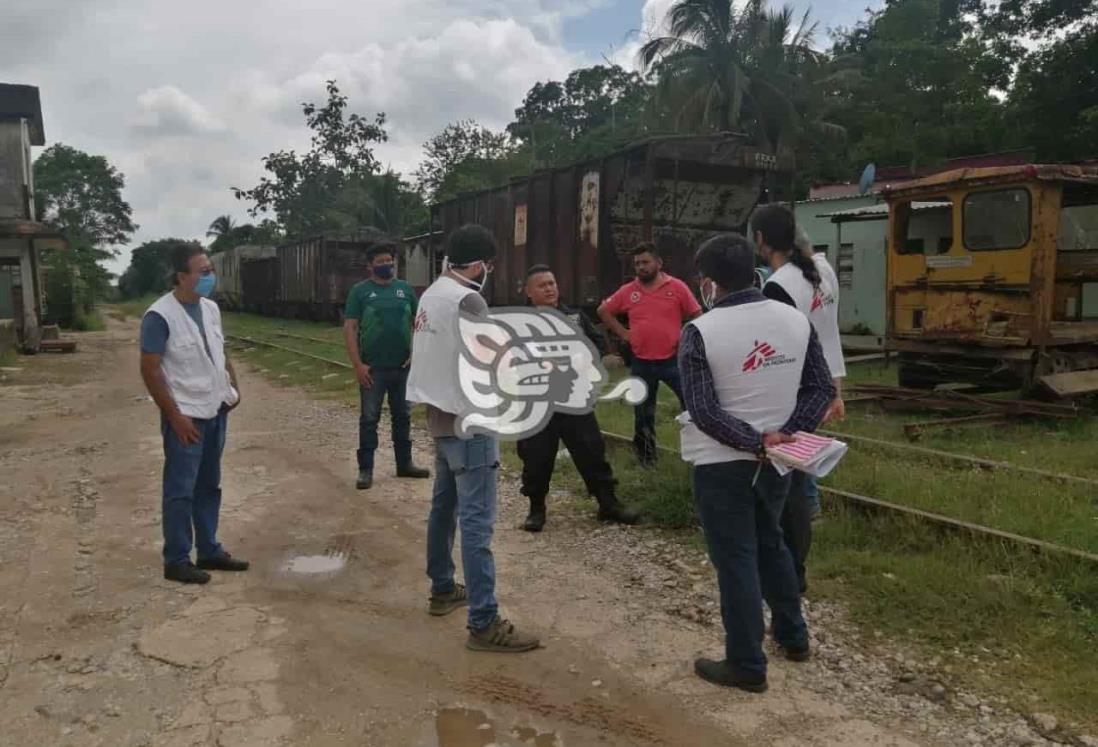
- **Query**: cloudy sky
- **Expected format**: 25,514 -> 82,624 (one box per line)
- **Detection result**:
4,0 -> 878,276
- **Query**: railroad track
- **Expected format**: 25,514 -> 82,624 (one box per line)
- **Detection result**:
227,332 -> 1098,566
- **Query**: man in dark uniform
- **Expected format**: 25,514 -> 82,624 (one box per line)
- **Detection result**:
517,265 -> 640,531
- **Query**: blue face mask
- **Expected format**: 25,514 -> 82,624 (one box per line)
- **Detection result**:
373,264 -> 394,280
195,273 -> 217,298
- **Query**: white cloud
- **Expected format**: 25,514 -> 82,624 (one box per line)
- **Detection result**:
610,0 -> 676,71
134,86 -> 227,136
251,18 -> 578,145
11,1 -> 602,276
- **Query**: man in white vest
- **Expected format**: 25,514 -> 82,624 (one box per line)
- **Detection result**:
139,244 -> 247,585
407,224 -> 540,653
753,204 -> 847,593
678,233 -> 834,693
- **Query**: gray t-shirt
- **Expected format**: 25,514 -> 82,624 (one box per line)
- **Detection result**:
426,292 -> 489,438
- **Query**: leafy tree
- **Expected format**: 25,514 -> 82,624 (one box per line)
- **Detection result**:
329,171 -> 430,236
415,121 -> 522,203
507,65 -> 651,167
1007,24 -> 1098,162
233,80 -> 389,238
826,0 -> 1012,171
34,143 -> 137,308
206,216 -> 283,253
118,238 -> 203,299
638,0 -> 836,154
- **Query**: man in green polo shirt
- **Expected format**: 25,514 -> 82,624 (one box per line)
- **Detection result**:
343,242 -> 430,490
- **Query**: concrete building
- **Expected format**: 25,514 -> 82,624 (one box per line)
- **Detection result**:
0,83 -> 63,353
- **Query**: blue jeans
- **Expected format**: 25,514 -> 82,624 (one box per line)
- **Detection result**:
161,409 -> 227,566
804,474 -> 820,514
358,367 -> 412,471
630,357 -> 684,463
426,434 -> 500,630
692,460 -> 808,675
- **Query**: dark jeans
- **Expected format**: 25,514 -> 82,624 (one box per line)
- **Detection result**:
358,366 -> 412,472
161,409 -> 227,566
781,471 -> 813,594
630,357 -> 684,463
693,460 -> 808,675
517,412 -> 615,501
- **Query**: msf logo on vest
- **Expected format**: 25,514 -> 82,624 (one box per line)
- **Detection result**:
743,340 -> 796,372
454,308 -> 648,440
810,287 -> 837,312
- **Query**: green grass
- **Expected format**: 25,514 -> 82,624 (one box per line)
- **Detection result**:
812,507 -> 1098,725
108,294 -> 160,320
208,312 -> 1098,730
221,313 -> 359,406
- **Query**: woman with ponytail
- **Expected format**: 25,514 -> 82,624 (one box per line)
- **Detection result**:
749,203 -> 847,594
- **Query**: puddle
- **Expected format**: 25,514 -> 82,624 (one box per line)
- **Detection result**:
280,552 -> 346,575
428,708 -> 561,747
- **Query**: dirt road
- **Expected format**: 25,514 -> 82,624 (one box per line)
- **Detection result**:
0,319 -> 951,746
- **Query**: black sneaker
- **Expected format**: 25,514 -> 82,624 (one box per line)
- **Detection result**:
396,464 -> 430,479
779,641 -> 810,662
356,470 -> 373,490
694,658 -> 767,693
197,553 -> 250,572
164,562 -> 210,585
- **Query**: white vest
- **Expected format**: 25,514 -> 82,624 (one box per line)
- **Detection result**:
679,299 -> 810,465
145,293 -> 239,419
766,258 -> 846,378
406,275 -> 478,415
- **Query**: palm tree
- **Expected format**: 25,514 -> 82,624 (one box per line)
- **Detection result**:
639,0 -> 838,154
206,214 -> 237,239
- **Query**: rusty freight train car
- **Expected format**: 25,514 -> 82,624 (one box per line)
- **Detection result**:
210,244 -> 276,311
430,134 -> 792,309
254,229 -> 389,321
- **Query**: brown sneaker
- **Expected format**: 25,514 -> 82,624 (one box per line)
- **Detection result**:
465,617 -> 540,653
428,584 -> 468,617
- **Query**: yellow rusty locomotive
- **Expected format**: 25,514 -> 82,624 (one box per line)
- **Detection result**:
885,164 -> 1098,397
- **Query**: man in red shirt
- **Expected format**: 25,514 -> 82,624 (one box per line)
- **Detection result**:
598,242 -> 702,464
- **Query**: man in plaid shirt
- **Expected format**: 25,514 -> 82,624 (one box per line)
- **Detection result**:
677,233 -> 833,693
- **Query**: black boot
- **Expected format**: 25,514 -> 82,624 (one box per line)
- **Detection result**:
523,496 -> 546,532
356,470 -> 373,490
596,490 -> 640,525
397,463 -> 430,478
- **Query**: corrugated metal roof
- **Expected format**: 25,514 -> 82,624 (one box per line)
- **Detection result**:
887,165 -> 1098,198
821,201 -> 951,221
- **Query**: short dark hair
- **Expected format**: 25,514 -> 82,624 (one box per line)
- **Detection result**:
366,242 -> 397,262
631,241 -> 660,259
446,224 -> 497,266
694,233 -> 756,292
170,243 -> 205,286
750,203 -> 795,253
525,263 -> 552,280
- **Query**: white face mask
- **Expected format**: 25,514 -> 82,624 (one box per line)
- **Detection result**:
444,257 -> 491,293
701,278 -> 718,310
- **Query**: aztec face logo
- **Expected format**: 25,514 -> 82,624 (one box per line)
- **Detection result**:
455,307 -> 648,439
